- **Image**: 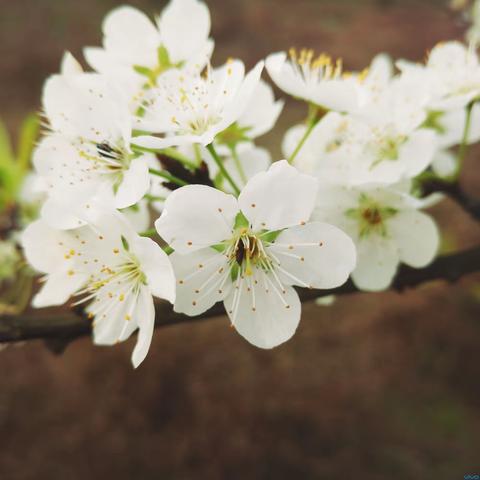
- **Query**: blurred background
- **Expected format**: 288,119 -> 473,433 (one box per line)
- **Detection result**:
1,0 -> 480,478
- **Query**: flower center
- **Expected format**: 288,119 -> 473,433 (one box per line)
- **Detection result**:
346,194 -> 398,238
229,229 -> 272,276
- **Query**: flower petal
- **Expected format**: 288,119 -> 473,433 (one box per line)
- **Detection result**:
387,210 -> 439,268
170,248 -> 231,316
158,0 -> 211,64
131,287 -> 156,368
133,236 -> 176,303
351,237 -> 399,291
33,270 -> 87,308
239,160 -> 318,231
155,185 -> 238,253
114,155 -> 150,209
224,270 -> 301,349
269,221 -> 356,289
238,79 -> 284,138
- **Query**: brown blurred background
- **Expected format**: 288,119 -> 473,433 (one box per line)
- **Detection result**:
1,0 -> 480,478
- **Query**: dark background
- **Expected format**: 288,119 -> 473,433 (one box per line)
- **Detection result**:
1,0 -> 480,478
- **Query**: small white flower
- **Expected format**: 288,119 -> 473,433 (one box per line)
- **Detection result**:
84,1 -> 213,107
35,72 -> 151,228
313,182 -> 439,291
399,41 -> 480,111
266,49 -> 364,112
155,161 -> 356,348
21,215 -> 176,367
134,60 -> 264,149
283,110 -> 436,185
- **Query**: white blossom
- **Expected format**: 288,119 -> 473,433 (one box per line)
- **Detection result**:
84,1 -> 213,108
266,49 -> 365,112
313,182 -> 439,291
133,60 -> 264,149
21,215 -> 176,367
35,72 -> 151,228
155,161 -> 356,348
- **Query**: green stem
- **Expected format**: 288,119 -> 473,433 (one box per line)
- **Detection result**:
206,144 -> 241,196
455,100 -> 475,178
148,168 -> 188,187
287,106 -> 320,164
193,144 -> 202,166
230,146 -> 247,185
139,228 -> 157,238
132,144 -> 197,170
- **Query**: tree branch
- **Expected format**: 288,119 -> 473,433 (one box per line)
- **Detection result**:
1,246 -> 479,349
421,178 -> 480,221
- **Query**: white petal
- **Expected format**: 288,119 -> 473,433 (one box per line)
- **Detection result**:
60,51 -> 83,75
216,61 -> 264,134
155,185 -> 238,253
171,248 -> 231,316
21,220 -> 71,272
270,222 -> 356,289
33,270 -> 87,308
239,160 -> 318,231
352,237 -> 399,291
221,146 -> 271,191
114,156 -> 150,209
431,149 -> 457,178
224,270 -> 301,349
387,210 -> 439,268
131,287 -> 156,368
133,236 -> 176,303
238,79 -> 284,138
43,73 -> 131,144
102,6 -> 159,68
398,129 -> 437,177
158,0 -> 211,64
121,201 -> 151,233
266,52 -> 304,99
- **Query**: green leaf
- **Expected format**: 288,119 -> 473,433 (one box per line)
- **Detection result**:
233,211 -> 250,230
16,113 -> 39,172
0,119 -> 14,168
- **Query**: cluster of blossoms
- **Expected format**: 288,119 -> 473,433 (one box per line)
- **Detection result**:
20,0 -> 480,367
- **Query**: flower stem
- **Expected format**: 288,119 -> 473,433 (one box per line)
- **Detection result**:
148,168 -> 188,187
455,100 -> 475,179
230,146 -> 247,185
139,228 -> 157,238
287,105 -> 320,165
132,144 -> 197,170
206,144 -> 241,196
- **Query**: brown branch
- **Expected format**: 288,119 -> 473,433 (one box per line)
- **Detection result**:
1,246 -> 479,350
421,178 -> 480,221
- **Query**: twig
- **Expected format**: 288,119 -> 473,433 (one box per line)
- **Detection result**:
421,179 -> 480,221
1,246 -> 479,349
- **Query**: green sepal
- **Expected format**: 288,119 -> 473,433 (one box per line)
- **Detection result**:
233,211 -> 250,230
230,262 -> 239,282
422,110 -> 446,135
211,243 -> 227,253
157,45 -> 171,69
121,235 -> 130,252
260,229 -> 283,243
